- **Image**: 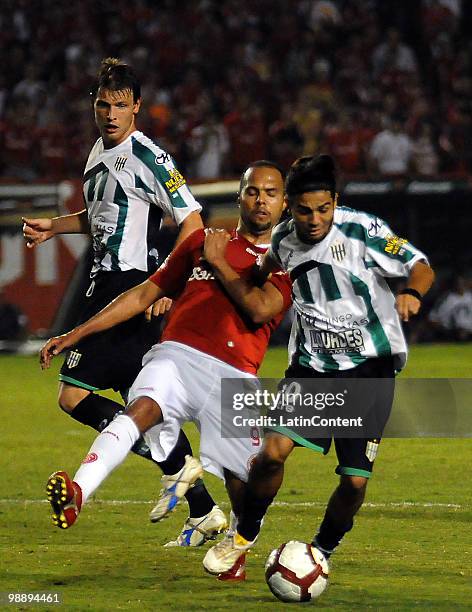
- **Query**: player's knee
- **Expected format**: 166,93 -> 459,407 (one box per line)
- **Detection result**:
58,385 -> 90,414
253,452 -> 284,476
339,475 -> 368,501
259,433 -> 294,468
256,442 -> 290,474
126,395 -> 162,432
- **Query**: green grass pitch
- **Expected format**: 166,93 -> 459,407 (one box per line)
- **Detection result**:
1,344 -> 471,610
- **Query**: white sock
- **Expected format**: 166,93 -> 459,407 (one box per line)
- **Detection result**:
73,414 -> 140,503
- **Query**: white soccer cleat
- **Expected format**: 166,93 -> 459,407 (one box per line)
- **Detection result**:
164,505 -> 228,547
149,455 -> 203,523
203,532 -> 256,575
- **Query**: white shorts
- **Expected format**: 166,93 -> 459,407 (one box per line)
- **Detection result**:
127,341 -> 262,482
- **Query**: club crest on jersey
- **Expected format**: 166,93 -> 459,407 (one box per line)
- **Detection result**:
331,241 -> 346,262
114,156 -> 127,171
66,350 -> 82,369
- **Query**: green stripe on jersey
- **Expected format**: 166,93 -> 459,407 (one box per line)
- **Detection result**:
318,264 -> 341,301
83,161 -> 108,183
86,164 -> 109,203
132,138 -> 188,208
336,220 -> 415,263
350,273 -> 391,357
135,174 -> 154,194
335,221 -> 366,242
106,182 -> 129,271
295,316 -> 312,369
296,272 -> 315,303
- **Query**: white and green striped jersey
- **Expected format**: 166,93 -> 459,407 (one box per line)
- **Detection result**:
83,130 -> 202,276
268,206 -> 428,372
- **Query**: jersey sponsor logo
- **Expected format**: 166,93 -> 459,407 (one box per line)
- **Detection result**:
114,155 -> 127,171
331,241 -> 346,262
66,350 -> 82,369
188,265 -> 215,282
301,311 -> 368,330
365,439 -> 380,462
155,152 -> 171,165
368,218 -> 382,236
91,215 -> 115,235
165,168 -> 186,194
82,452 -> 98,464
309,329 -> 365,354
384,234 -> 408,256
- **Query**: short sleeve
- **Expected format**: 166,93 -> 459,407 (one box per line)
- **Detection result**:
364,217 -> 429,278
131,137 -> 202,225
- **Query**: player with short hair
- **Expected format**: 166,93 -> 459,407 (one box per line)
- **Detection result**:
203,154 -> 434,575
40,162 -> 292,573
23,58 -> 224,544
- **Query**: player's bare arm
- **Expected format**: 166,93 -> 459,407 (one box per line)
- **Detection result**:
22,210 -> 89,248
40,279 -> 164,369
396,261 -> 435,322
174,211 -> 204,247
203,230 -> 285,324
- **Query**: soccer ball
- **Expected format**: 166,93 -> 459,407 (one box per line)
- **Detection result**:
265,540 -> 329,603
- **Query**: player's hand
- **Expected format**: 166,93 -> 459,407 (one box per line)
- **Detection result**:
145,297 -> 173,321
203,228 -> 230,266
22,217 -> 54,248
395,294 -> 421,322
40,332 -> 77,369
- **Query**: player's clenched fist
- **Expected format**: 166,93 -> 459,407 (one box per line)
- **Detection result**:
203,228 -> 231,266
40,332 -> 78,369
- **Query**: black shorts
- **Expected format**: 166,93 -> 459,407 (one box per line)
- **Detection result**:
59,269 -> 161,394
268,356 -> 395,479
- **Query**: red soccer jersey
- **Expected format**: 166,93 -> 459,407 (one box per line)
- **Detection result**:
149,229 -> 292,374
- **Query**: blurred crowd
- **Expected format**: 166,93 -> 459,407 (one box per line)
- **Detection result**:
1,0 -> 472,182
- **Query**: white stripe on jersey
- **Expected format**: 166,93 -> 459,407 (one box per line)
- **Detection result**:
83,131 -> 202,276
270,206 -> 428,372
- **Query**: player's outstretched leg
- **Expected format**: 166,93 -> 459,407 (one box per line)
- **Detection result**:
164,505 -> 228,547
149,455 -> 204,522
312,475 -> 368,558
46,397 -> 162,529
46,471 -> 83,529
